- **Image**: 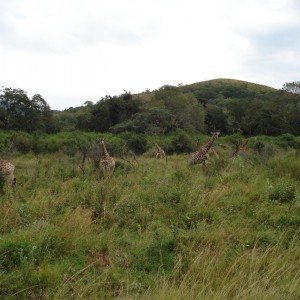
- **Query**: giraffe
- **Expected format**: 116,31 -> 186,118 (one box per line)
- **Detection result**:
0,159 -> 16,186
232,138 -> 248,158
197,138 -> 219,159
188,132 -> 220,170
154,143 -> 166,159
239,139 -> 248,152
98,137 -> 115,177
219,143 -> 231,150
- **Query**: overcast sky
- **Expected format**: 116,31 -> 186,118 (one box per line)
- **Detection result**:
1,0 -> 300,110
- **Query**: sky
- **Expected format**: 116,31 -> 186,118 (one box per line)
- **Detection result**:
1,0 -> 300,110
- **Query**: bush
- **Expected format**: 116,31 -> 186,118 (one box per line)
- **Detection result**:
268,179 -> 296,203
127,134 -> 147,155
0,222 -> 66,271
276,133 -> 296,148
13,135 -> 32,153
169,130 -> 195,154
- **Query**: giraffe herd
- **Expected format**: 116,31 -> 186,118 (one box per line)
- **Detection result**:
97,132 -> 250,177
0,133 -> 249,185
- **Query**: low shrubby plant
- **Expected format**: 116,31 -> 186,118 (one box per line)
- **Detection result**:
268,179 -> 296,203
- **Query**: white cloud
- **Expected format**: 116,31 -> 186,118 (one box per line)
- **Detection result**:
1,0 -> 300,110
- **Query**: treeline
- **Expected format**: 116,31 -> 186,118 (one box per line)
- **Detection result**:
1,79 -> 300,136
0,88 -> 55,133
54,86 -> 205,134
51,80 -> 300,136
180,79 -> 300,136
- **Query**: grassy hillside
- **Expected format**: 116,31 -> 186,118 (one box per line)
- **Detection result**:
0,142 -> 299,299
135,78 -> 278,104
181,78 -> 277,95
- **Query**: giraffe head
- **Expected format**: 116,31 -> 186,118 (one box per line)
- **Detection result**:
211,132 -> 220,139
211,131 -> 220,136
98,137 -> 105,145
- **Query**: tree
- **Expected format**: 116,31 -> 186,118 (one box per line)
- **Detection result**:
31,94 -> 55,132
282,81 -> 300,94
110,107 -> 176,134
151,86 -> 205,133
0,88 -> 54,132
205,105 -> 231,134
282,82 -> 300,134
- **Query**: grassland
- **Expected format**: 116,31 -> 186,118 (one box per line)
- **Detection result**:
0,145 -> 300,299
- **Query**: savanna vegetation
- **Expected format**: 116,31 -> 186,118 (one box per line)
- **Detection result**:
0,79 -> 300,299
1,79 -> 300,136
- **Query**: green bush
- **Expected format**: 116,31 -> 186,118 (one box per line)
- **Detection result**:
13,135 -> 32,153
0,223 -> 66,271
277,133 -> 296,148
169,130 -> 196,154
0,239 -> 32,270
268,179 -> 296,203
127,134 -> 148,155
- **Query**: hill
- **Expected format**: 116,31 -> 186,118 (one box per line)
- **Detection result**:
133,78 -> 278,105
1,78 -> 298,136
53,78 -> 300,136
179,78 -> 277,101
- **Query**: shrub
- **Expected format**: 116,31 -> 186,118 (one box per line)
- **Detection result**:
268,179 -> 296,203
127,134 -> 147,155
0,222 -> 66,271
277,133 -> 296,148
169,130 -> 195,154
13,135 -> 32,153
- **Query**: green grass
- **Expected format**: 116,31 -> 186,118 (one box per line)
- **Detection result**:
0,148 -> 299,299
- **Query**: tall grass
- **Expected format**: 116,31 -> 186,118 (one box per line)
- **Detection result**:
0,148 -> 299,299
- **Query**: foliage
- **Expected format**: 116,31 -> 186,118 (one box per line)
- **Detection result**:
0,143 -> 299,299
2,79 -> 300,136
0,88 -> 54,133
169,129 -> 196,154
268,179 -> 296,203
150,85 -> 205,132
111,107 -> 176,134
126,134 -> 148,155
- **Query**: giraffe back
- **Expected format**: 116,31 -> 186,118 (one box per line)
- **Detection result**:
0,160 -> 16,186
0,160 -> 15,176
188,132 -> 220,165
188,151 -> 209,165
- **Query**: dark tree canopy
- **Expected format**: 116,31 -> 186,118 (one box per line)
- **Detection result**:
1,79 -> 300,136
0,88 -> 54,133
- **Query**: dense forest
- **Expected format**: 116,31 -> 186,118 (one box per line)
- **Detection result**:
1,78 -> 300,137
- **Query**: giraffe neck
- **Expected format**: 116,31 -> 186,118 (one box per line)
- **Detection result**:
156,145 -> 162,152
201,134 -> 217,154
101,143 -> 110,159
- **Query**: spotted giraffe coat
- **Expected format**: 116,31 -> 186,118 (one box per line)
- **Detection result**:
188,132 -> 220,167
99,138 -> 115,177
0,159 -> 16,186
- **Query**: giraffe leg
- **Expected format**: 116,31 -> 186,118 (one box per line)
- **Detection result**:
211,147 -> 219,159
8,173 -> 16,186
